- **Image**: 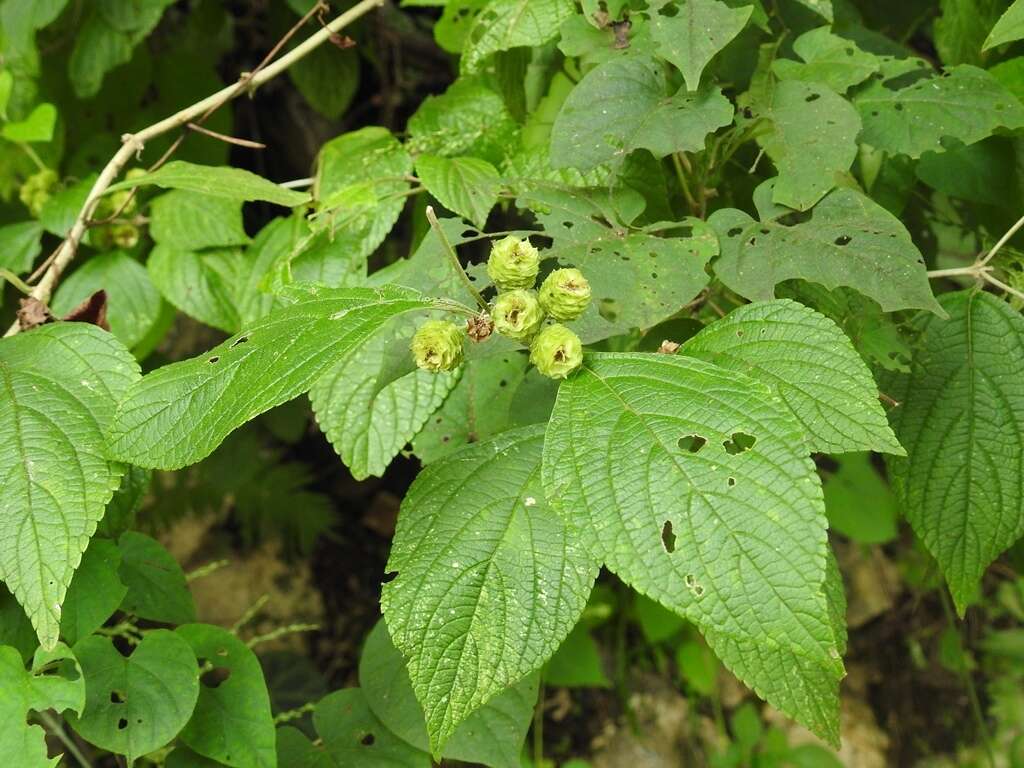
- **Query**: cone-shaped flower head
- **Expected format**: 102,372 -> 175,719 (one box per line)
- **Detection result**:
486,235 -> 540,291
538,267 -> 591,321
411,320 -> 464,372
492,289 -> 545,342
530,323 -> 583,379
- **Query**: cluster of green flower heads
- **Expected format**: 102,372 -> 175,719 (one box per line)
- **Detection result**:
18,168 -> 58,217
411,235 -> 591,380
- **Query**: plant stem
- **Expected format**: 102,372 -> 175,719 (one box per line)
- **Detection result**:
4,0 -> 385,337
979,212 -> 1024,267
38,710 -> 93,768
424,205 -> 488,311
532,678 -> 545,766
17,142 -> 47,172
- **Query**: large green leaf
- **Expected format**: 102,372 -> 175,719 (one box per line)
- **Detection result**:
680,299 -> 903,455
415,154 -> 501,228
106,161 -> 310,207
772,27 -> 879,93
855,64 -> 1024,159
461,0 -> 576,73
51,251 -> 163,349
886,291 -> 1024,614
550,55 -> 734,172
68,630 -> 199,764
0,324 -> 139,649
754,80 -> 861,211
985,0 -> 1024,49
542,353 -> 843,743
382,426 -> 598,754
107,285 -> 438,470
147,245 -> 243,333
359,620 -> 539,768
647,0 -> 752,91
149,190 -> 249,252
935,0 -> 1004,65
176,624 -> 276,768
709,186 -> 942,314
58,538 -> 126,646
0,643 -> 84,768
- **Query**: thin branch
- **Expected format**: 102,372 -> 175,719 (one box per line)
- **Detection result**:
982,272 -> 1024,304
5,0 -> 385,337
280,176 -> 314,189
425,205 -> 489,311
37,710 -> 93,768
978,211 -> 1024,268
186,122 -> 266,149
926,265 -> 991,279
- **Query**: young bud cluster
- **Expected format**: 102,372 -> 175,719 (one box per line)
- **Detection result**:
411,320 -> 464,372
19,169 -> 58,217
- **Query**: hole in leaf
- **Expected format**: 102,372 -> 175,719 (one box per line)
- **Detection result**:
208,356 -> 220,364
361,733 -> 376,746
834,235 -> 852,246
230,335 -> 249,348
201,667 -> 232,689
805,92 -> 821,103
598,298 -> 620,322
678,434 -> 707,453
110,690 -> 126,704
727,477 -> 736,487
661,521 -> 676,553
723,432 -> 757,455
727,227 -> 742,237
117,718 -> 128,730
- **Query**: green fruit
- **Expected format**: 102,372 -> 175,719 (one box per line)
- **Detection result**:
530,323 -> 583,379
492,289 -> 545,342
539,267 -> 591,321
18,168 -> 58,217
110,222 -> 140,249
486,235 -> 540,291
411,320 -> 465,372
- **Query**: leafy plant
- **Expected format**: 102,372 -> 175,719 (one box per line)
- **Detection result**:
3,0 -> 1024,766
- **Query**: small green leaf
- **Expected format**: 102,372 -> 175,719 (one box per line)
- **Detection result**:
855,63 -> 1024,159
543,353 -> 843,743
359,620 -> 539,768
176,624 -> 276,768
0,220 -> 43,275
544,626 -> 610,688
461,0 -> 576,72
382,426 -> 597,754
0,70 -> 12,118
680,299 -> 904,455
107,161 -> 310,207
885,291 -> 1024,615
150,190 -> 250,251
117,531 -> 196,625
935,0 -> 1004,65
647,0 -> 752,91
0,324 -> 139,649
710,185 -> 943,314
51,251 -> 163,349
550,56 -> 734,172
108,285 -> 439,470
415,154 -> 501,228
289,45 -> 359,120
985,0 -> 1024,49
772,27 -> 880,93
59,538 -> 126,646
823,453 -> 899,545
0,643 -> 85,768
0,585 -> 37,663
68,630 -> 199,764
148,245 -> 243,333
1,102 -> 56,142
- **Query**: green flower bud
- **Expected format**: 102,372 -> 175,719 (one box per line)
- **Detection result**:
411,320 -> 465,372
530,324 -> 583,379
110,222 -> 140,249
18,169 -> 58,217
492,289 -> 545,342
539,267 -> 591,321
486,235 -> 540,291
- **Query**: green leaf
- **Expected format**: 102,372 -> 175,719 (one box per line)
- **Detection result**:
709,185 -> 943,314
148,245 -> 243,333
985,0 -> 1024,49
51,251 -> 163,349
407,77 -> 519,165
461,0 -> 576,73
0,324 -> 139,649
647,0 -> 752,91
107,285 -> 439,470
935,0 -> 1005,65
59,538 -> 126,646
68,630 -> 199,764
855,64 -> 1024,159
544,626 -> 610,688
823,453 -> 899,545
310,318 -> 459,480
791,0 -> 832,20
0,643 -> 85,768
550,56 -> 734,172
885,291 -> 1024,615
314,127 -> 413,258
40,175 -> 95,238
107,161 -> 310,207
542,353 -> 843,743
382,426 -> 597,754
97,465 -> 151,539
772,27 -> 880,93
753,80 -> 861,211
1,102 -> 56,142
415,154 -> 501,228
916,137 -> 1021,208
359,620 -> 539,768
289,45 -> 359,120
150,190 -> 250,251
679,299 -> 904,455
117,531 -> 196,624
0,70 -> 12,118
412,353 -> 530,465
516,184 -> 717,341
176,624 -> 276,768
0,220 -> 43,274
0,585 -> 37,663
